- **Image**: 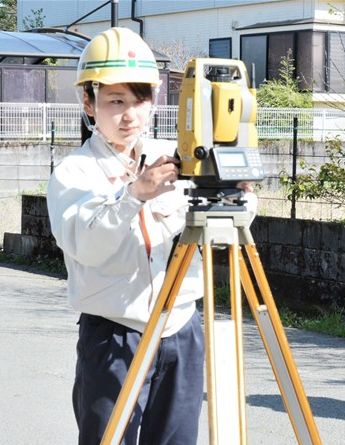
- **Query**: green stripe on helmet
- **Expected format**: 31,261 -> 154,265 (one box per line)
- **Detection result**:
84,60 -> 126,69
138,61 -> 157,68
82,59 -> 157,70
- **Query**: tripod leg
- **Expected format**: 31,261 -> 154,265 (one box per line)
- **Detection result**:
229,241 -> 247,445
240,245 -> 322,445
202,243 -> 218,445
203,233 -> 247,445
100,243 -> 197,445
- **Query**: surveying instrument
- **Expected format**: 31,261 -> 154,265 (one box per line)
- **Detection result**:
100,58 -> 322,444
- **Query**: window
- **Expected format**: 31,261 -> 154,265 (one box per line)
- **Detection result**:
241,30 -> 331,93
241,35 -> 267,86
312,32 -> 325,92
209,38 -> 232,59
327,32 -> 345,94
296,31 -> 313,90
268,32 -> 294,80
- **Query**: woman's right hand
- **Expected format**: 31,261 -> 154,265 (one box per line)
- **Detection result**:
128,156 -> 179,202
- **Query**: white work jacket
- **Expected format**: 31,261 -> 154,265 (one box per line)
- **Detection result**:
47,133 -> 203,336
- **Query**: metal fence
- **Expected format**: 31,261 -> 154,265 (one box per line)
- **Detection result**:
149,106 -> 345,141
1,102 -> 345,141
258,107 -> 345,140
0,102 -> 81,141
1,102 -> 344,221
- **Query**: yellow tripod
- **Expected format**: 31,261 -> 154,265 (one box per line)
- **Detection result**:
100,206 -> 322,445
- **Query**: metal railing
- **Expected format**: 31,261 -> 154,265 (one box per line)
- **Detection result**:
0,102 -> 81,141
258,107 -> 345,140
0,103 -> 345,141
151,106 -> 345,141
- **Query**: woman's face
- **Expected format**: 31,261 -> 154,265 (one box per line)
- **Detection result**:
84,83 -> 152,151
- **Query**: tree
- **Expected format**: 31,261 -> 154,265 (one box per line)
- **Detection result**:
0,0 -> 17,31
151,39 -> 207,71
328,3 -> 344,20
257,50 -> 312,108
280,136 -> 345,209
0,1 -> 46,32
22,8 -> 46,30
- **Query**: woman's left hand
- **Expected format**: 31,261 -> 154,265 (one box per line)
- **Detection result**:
237,181 -> 254,193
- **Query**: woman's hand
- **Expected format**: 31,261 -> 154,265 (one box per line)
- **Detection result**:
236,181 -> 254,193
128,156 -> 179,202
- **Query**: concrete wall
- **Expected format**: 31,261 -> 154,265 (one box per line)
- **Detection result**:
3,195 -> 61,259
250,216 -> 345,312
0,139 -> 329,196
214,215 -> 345,312
0,142 -> 78,196
0,138 -> 334,244
259,139 -> 329,190
0,142 -> 76,248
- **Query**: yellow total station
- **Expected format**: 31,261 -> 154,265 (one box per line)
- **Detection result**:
100,59 -> 322,445
177,58 -> 262,189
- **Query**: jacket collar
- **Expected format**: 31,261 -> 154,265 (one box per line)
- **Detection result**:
87,132 -> 143,182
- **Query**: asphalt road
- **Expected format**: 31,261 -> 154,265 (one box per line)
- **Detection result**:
1,263 -> 344,444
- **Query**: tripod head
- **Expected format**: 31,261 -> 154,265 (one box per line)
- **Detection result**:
176,58 -> 265,204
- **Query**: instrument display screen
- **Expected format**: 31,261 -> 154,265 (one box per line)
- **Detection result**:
211,146 -> 265,182
218,152 -> 247,167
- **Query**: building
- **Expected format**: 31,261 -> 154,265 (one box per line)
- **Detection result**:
0,28 -> 170,104
17,0 -> 345,106
0,29 -> 88,103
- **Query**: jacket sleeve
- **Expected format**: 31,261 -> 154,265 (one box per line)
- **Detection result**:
47,158 -> 143,267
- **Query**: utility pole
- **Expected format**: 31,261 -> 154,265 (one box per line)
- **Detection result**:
290,116 -> 298,219
111,0 -> 119,27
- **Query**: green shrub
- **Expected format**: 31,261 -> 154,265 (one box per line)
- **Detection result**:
280,136 -> 345,209
257,50 -> 312,108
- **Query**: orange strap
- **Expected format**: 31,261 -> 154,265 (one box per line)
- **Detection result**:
139,208 -> 151,258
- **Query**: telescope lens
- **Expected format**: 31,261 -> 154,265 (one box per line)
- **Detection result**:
206,66 -> 231,82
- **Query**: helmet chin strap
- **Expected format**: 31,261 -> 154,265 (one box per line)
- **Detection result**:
92,81 -> 144,180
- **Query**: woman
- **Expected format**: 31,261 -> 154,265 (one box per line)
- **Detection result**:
47,27 -> 204,445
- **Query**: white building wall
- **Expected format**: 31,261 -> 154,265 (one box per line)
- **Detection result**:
17,0 -> 298,30
18,0 -> 342,71
18,0 -> 341,46
315,0 -> 345,22
139,0 -> 315,58
73,0 -> 319,58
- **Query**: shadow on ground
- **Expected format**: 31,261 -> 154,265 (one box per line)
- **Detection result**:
246,394 -> 345,420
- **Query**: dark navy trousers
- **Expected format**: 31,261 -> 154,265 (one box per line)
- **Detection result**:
72,310 -> 205,445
